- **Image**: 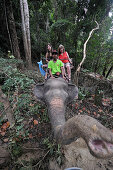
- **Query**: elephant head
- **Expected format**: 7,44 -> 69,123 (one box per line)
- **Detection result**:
34,77 -> 113,158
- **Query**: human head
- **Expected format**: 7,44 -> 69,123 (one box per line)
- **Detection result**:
47,43 -> 52,52
58,44 -> 65,55
52,50 -> 58,61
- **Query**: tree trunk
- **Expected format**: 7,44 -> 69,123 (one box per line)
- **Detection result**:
20,0 -> 32,68
5,0 -> 21,59
52,0 -> 58,20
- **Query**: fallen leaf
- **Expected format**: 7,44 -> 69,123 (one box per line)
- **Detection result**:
78,110 -> 82,113
6,122 -> 10,128
31,125 -> 33,128
82,107 -> 86,111
97,114 -> 100,118
92,94 -> 95,97
1,122 -> 10,130
33,120 -> 38,125
29,133 -> 33,139
98,109 -> 103,113
87,110 -> 90,114
1,123 -> 7,130
38,133 -> 42,137
102,102 -> 109,106
1,131 -> 6,136
29,103 -> 34,107
75,103 -> 78,107
41,109 -> 44,112
3,138 -> 9,142
93,112 -> 97,116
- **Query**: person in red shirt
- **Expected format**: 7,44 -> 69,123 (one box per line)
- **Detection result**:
58,44 -> 72,82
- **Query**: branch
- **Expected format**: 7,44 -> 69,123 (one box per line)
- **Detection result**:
77,21 -> 99,72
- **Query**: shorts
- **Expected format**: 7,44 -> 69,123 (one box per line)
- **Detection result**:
63,62 -> 70,67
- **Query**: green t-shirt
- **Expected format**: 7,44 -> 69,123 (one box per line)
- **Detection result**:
48,59 -> 63,75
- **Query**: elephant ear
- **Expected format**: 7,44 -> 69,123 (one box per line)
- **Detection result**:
67,83 -> 78,103
34,83 -> 45,102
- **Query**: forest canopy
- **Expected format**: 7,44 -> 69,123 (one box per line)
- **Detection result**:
0,0 -> 113,77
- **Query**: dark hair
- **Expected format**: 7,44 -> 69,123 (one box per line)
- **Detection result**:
47,43 -> 53,53
52,50 -> 58,55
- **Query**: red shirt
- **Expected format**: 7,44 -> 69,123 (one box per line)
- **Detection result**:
58,51 -> 69,63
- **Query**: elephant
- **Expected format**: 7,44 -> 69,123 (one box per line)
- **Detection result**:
34,77 -> 113,159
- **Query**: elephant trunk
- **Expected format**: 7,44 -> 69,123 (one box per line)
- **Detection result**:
47,97 -> 66,134
55,115 -> 113,158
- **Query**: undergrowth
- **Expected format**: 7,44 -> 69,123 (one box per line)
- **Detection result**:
0,58 -> 63,169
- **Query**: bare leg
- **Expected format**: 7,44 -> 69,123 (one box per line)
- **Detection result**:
63,65 -> 66,77
67,66 -> 71,80
45,72 -> 47,80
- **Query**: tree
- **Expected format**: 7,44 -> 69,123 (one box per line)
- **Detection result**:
20,0 -> 32,68
4,0 -> 21,59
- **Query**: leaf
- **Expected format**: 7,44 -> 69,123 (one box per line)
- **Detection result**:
3,138 -> 9,142
102,102 -> 109,106
33,120 -> 38,125
6,121 -> 10,128
17,118 -> 24,123
87,110 -> 90,114
75,103 -> 78,108
29,133 -> 33,139
1,122 -> 10,130
29,103 -> 34,107
1,131 -> 6,136
16,124 -> 24,131
98,109 -> 103,113
93,112 -> 97,116
1,123 -> 7,130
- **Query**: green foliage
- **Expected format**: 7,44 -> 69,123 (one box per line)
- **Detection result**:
1,58 -> 41,143
0,59 -> 34,93
43,138 -> 63,165
78,87 -> 89,100
10,143 -> 23,158
40,109 -> 49,123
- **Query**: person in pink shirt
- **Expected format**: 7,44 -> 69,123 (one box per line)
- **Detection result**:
58,44 -> 72,82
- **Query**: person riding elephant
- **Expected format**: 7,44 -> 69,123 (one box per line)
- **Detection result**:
44,43 -> 53,80
48,50 -> 65,79
58,44 -> 72,82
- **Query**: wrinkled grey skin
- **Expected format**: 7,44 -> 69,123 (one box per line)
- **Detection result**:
34,77 -> 113,158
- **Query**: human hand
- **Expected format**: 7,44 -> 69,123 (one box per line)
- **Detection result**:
50,76 -> 54,79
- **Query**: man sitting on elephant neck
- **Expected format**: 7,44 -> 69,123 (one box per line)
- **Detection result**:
48,50 -> 65,79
